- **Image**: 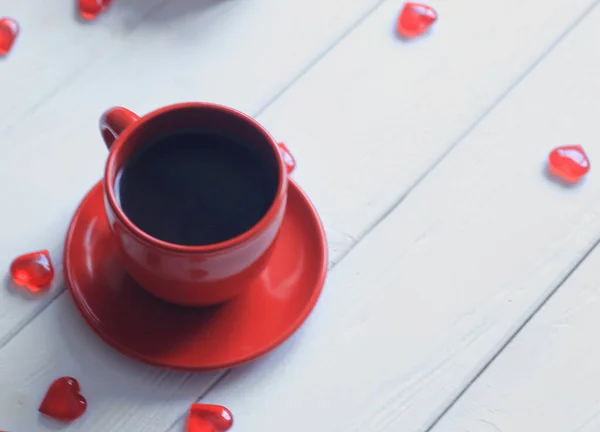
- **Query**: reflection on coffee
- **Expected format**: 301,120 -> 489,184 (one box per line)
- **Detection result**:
116,130 -> 277,246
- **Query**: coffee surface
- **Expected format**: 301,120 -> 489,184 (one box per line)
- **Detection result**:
117,130 -> 277,246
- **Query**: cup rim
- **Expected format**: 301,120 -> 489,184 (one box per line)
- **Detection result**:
104,102 -> 287,254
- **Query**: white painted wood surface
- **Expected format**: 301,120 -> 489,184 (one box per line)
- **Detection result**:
1,0 -> 600,430
179,3 -> 600,432
431,245 -> 600,432
0,0 -> 164,130
428,8 -> 600,430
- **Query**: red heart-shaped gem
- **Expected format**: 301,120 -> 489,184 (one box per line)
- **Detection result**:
10,250 -> 54,292
396,3 -> 437,39
0,17 -> 19,56
39,377 -> 87,422
278,142 -> 296,174
187,404 -> 233,432
548,145 -> 590,183
78,0 -> 113,21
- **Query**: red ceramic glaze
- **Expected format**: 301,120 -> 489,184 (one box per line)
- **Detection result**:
0,17 -> 19,56
10,250 -> 54,292
99,103 -> 292,306
64,180 -> 327,369
187,404 -> 233,432
78,0 -> 112,20
396,3 -> 437,39
39,377 -> 87,422
278,142 -> 296,174
548,145 -> 590,183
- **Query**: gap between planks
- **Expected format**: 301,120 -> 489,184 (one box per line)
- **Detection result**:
0,0 -> 171,137
426,234 -> 600,431
2,0 -> 598,429
420,2 -> 600,428
174,0 -> 600,428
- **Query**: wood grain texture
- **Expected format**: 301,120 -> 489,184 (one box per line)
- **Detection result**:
256,0 -> 598,263
0,0 -> 597,431
0,0 -> 380,135
428,9 -> 600,431
170,3 -> 600,432
0,0 -> 165,131
430,244 -> 600,432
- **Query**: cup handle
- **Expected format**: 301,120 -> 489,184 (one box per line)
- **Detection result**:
99,107 -> 140,150
277,142 -> 296,174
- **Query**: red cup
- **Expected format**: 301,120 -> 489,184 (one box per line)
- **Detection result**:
99,102 -> 294,306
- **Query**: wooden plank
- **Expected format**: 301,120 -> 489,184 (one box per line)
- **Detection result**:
429,7 -> 600,431
0,299 -> 224,432
0,0 -> 166,129
0,0 -> 380,135
430,245 -> 600,432
256,0 -> 598,262
426,22 -> 600,424
167,3 -> 600,432
1,0 -> 597,430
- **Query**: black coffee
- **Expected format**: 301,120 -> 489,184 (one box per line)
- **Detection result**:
116,130 -> 277,246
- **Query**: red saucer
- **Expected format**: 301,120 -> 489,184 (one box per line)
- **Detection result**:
64,180 -> 327,370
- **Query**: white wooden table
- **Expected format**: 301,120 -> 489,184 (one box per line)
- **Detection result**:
2,0 -> 600,430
